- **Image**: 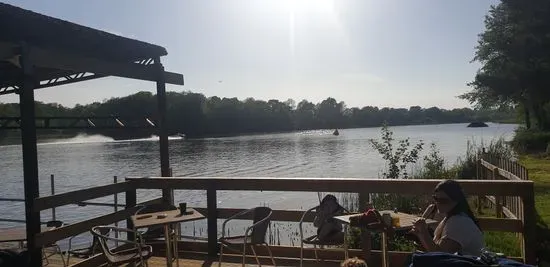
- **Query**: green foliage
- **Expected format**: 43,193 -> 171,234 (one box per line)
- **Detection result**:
453,138 -> 514,179
421,143 -> 447,179
511,127 -> 550,154
368,124 -> 426,230
462,0 -> 550,130
484,232 -> 522,257
370,123 -> 424,179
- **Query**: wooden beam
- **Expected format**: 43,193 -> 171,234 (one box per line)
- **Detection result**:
34,181 -> 133,211
127,177 -> 534,197
155,57 -> 173,203
19,43 -> 43,267
477,217 -> 524,232
486,196 -> 518,219
207,185 -> 217,257
497,168 -> 522,181
35,74 -> 106,89
194,207 -> 318,223
0,42 -> 18,61
35,206 -> 141,247
28,46 -> 184,85
480,159 -> 497,170
192,207 -> 522,232
522,185 -> 537,265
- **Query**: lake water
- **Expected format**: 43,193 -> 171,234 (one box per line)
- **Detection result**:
0,123 -> 517,246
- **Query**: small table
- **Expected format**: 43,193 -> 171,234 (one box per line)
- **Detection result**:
0,226 -> 50,248
131,208 -> 204,267
334,211 -> 438,267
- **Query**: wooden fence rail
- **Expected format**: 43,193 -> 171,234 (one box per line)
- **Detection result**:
29,177 -> 536,266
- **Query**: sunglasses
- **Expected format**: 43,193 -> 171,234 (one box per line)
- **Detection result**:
432,195 -> 452,204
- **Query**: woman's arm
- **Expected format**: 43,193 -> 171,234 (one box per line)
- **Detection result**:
412,219 -> 462,254
417,232 -> 461,253
421,204 -> 436,219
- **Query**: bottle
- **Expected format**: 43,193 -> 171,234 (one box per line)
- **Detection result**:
391,216 -> 400,228
382,213 -> 392,227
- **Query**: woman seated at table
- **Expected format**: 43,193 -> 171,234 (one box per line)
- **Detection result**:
411,179 -> 484,256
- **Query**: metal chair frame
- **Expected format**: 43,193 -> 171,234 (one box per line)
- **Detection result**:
66,226 -> 110,263
91,226 -> 152,267
299,205 -> 350,267
218,207 -> 276,267
42,220 -> 67,267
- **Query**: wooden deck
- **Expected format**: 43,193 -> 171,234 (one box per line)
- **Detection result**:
47,253 -> 343,267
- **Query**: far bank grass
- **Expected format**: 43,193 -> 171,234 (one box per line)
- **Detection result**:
520,155 -> 550,224
480,155 -> 550,257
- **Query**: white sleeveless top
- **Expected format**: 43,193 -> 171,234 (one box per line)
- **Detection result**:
433,213 -> 484,256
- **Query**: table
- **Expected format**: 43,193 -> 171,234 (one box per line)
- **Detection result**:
0,226 -> 50,247
131,208 -> 205,267
334,210 -> 438,267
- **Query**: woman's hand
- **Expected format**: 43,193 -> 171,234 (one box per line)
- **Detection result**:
411,218 -> 429,236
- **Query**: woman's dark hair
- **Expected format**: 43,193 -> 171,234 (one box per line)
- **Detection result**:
434,179 -> 480,229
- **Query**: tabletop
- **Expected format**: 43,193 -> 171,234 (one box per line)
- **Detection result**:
0,226 -> 50,243
334,210 -> 438,231
131,208 -> 205,229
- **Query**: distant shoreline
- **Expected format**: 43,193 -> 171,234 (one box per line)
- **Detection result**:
0,121 -> 520,146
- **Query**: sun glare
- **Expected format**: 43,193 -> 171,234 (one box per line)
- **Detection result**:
279,0 -> 335,15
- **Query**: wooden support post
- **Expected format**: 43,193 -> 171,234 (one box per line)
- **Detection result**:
492,167 -> 503,218
522,185 -> 536,265
155,57 -> 173,204
359,191 -> 372,263
125,187 -> 137,241
19,44 -> 43,267
114,176 -> 119,245
50,174 -> 56,221
476,159 -> 482,214
207,185 -> 218,257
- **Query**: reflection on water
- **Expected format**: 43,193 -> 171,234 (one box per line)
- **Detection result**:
0,123 -> 516,245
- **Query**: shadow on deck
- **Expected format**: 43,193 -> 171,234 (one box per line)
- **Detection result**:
50,251 -> 344,267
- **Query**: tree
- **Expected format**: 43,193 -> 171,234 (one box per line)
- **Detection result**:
295,100 -> 317,130
461,0 -> 550,130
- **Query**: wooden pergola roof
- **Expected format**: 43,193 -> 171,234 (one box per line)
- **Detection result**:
0,2 -> 183,95
0,3 -> 181,266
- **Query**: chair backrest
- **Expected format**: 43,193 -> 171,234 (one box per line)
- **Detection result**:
90,226 -> 115,263
250,207 -> 272,244
313,194 -> 345,241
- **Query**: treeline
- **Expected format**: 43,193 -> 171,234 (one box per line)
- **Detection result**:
0,91 -> 517,140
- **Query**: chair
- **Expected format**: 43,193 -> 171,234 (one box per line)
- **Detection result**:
299,200 -> 349,267
66,226 -> 110,263
91,226 -> 152,267
218,207 -> 275,267
42,220 -> 66,267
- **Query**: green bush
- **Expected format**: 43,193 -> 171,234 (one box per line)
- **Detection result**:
511,128 -> 550,154
453,138 -> 514,179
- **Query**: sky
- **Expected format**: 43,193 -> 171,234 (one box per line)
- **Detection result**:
1,0 -> 499,109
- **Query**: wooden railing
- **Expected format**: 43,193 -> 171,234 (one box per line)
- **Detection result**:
31,177 -> 537,266
478,158 -> 526,220
482,153 -> 528,180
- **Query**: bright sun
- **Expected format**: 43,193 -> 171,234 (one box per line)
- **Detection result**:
278,0 -> 335,15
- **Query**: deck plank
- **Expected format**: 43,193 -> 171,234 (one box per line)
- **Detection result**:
47,254 -> 342,267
